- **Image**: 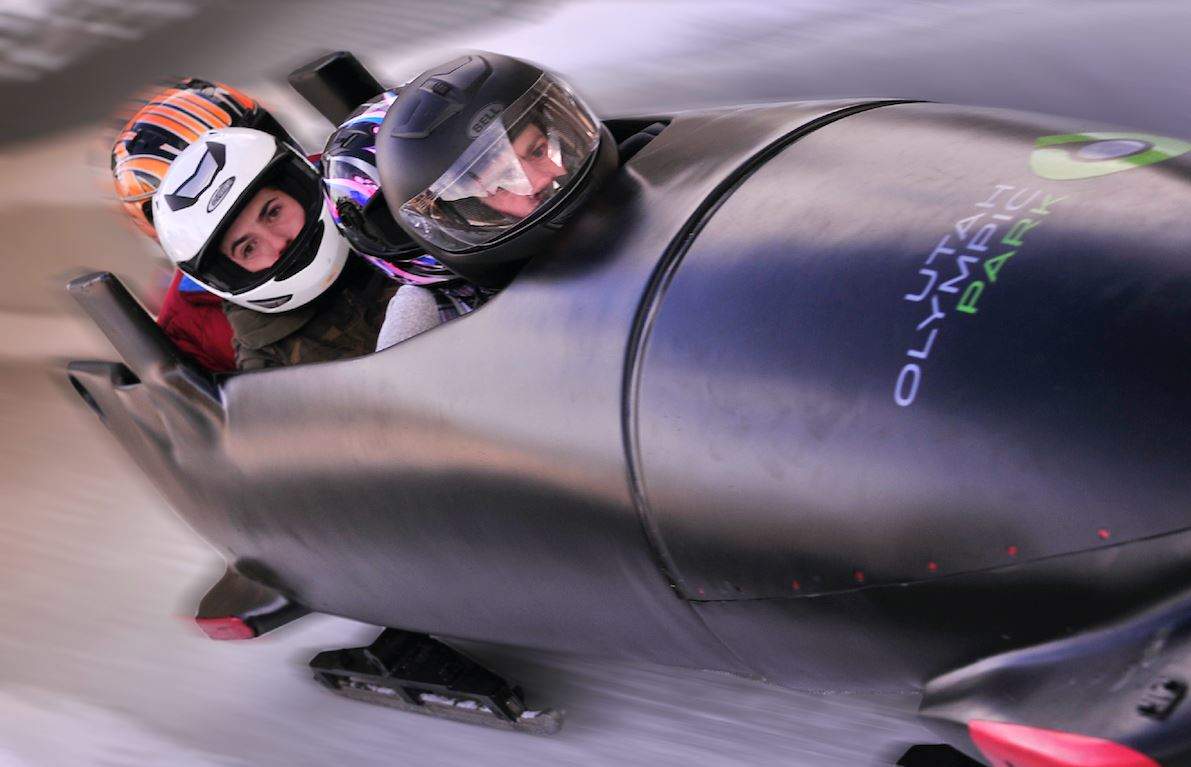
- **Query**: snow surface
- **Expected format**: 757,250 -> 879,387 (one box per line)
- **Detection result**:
4,0 -> 1191,763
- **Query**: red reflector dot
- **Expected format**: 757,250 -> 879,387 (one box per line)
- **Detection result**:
1006,545 -> 1019,558
1098,528 -> 1111,540
195,616 -> 255,641
790,579 -> 801,591
853,570 -> 866,583
927,561 -> 939,573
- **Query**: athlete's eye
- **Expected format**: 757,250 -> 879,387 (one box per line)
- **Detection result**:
265,204 -> 281,221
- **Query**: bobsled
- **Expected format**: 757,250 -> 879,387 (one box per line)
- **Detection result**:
68,94 -> 1191,765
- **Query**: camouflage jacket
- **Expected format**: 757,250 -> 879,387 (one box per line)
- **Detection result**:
223,259 -> 397,371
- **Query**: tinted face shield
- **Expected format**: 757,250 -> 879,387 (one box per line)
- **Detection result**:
398,75 -> 601,253
179,149 -> 324,295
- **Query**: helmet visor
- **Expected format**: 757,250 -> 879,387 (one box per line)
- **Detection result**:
398,74 -> 600,252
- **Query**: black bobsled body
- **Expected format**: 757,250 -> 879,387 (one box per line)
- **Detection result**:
69,100 -> 1191,764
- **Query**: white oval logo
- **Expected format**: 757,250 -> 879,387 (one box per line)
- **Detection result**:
207,177 -> 236,212
468,103 -> 505,139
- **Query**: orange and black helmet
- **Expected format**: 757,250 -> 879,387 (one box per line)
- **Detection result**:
111,77 -> 294,238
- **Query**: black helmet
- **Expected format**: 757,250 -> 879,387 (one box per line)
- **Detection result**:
375,51 -> 617,287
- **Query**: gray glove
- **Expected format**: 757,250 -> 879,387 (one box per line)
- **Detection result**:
375,285 -> 444,352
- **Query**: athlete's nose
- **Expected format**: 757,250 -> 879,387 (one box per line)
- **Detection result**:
265,229 -> 292,257
526,158 -> 565,193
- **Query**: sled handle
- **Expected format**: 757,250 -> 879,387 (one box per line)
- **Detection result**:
288,50 -> 384,125
66,271 -> 222,413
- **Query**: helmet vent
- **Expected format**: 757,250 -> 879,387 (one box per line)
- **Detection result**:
248,295 -> 293,310
163,142 -> 226,212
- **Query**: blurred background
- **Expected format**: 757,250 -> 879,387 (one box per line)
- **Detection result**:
1,1 -> 1189,764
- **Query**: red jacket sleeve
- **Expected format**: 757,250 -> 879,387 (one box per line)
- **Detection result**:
156,269 -> 237,373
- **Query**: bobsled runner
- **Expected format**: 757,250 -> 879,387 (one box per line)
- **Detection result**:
67,54 -> 1191,765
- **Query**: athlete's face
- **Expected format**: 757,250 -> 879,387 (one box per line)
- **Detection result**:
478,123 -> 567,218
220,187 -> 305,272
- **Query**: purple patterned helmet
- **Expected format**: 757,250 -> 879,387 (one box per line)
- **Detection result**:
321,89 -> 456,285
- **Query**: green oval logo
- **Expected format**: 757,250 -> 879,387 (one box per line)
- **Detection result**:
1030,131 -> 1191,180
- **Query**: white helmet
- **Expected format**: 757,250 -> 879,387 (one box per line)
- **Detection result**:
153,127 -> 347,313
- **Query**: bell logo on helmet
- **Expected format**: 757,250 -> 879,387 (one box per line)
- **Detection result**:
468,103 -> 505,139
207,177 -> 236,212
164,142 -> 227,212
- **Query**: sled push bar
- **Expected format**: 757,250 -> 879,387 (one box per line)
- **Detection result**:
66,271 -> 222,420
